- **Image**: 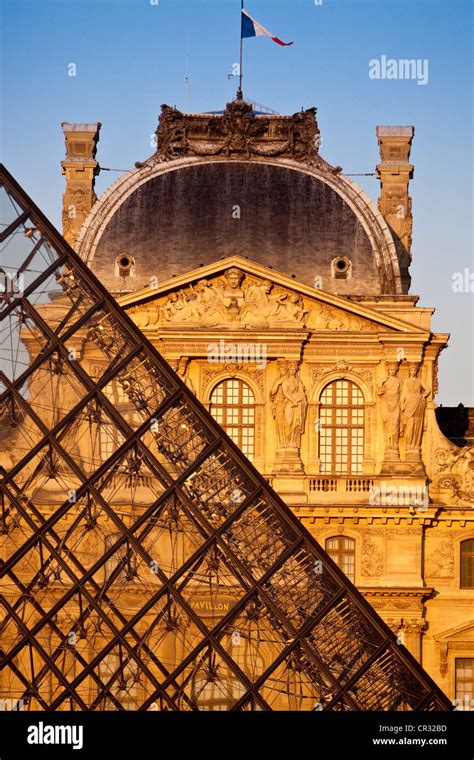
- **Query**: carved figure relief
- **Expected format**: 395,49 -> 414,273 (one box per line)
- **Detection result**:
270,360 -> 288,449
425,540 -> 454,578
306,304 -> 379,332
156,268 -> 309,329
270,361 -> 307,450
361,537 -> 384,577
434,446 -> 474,504
377,363 -> 401,458
169,357 -> 196,394
400,364 -> 430,451
152,269 -> 382,333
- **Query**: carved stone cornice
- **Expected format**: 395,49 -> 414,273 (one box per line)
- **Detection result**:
360,587 -> 433,613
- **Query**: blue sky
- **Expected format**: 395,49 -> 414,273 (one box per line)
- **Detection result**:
1,0 -> 472,405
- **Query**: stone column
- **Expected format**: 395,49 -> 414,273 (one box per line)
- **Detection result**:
61,122 -> 101,247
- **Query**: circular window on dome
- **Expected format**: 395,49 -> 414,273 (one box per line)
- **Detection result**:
331,256 -> 352,280
115,253 -> 135,278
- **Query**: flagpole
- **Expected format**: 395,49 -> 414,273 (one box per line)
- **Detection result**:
237,0 -> 243,100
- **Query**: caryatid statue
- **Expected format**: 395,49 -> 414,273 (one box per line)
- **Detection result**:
169,357 -> 196,394
377,363 -> 401,458
269,360 -> 288,449
271,361 -> 308,450
401,363 -> 430,451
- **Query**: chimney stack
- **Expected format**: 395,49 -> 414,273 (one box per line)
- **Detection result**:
376,126 -> 414,264
61,122 -> 101,247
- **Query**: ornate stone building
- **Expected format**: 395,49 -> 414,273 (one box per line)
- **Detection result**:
6,98 -> 472,707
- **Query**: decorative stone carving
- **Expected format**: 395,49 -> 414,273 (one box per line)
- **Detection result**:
363,589 -> 426,613
434,445 -> 474,504
136,100 -> 343,171
271,362 -> 308,449
400,364 -> 430,454
377,363 -> 401,460
425,540 -> 454,578
169,357 -> 195,394
270,360 -> 289,450
271,360 -> 307,473
361,537 -> 384,577
369,527 -> 422,536
306,304 -> 379,332
200,363 -> 265,399
311,362 -> 373,393
439,643 -> 448,676
281,361 -> 308,449
131,270 -> 385,335
128,304 -> 156,328
402,619 -> 426,635
241,280 -> 307,328
155,269 -> 309,329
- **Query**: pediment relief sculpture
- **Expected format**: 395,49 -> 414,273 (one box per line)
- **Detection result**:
149,268 -> 308,329
128,268 -> 383,332
306,303 -> 379,332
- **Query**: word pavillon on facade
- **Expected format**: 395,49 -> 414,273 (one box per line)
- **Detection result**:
0,164 -> 451,710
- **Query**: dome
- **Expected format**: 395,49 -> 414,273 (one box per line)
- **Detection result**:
76,103 -> 403,296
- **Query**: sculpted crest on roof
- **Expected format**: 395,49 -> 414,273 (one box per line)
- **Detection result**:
136,98 -> 342,172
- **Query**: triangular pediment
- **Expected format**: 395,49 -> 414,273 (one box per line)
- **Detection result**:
119,256 -> 427,334
435,621 -> 474,643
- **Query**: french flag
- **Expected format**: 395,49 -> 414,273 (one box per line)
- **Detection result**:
241,8 -> 293,47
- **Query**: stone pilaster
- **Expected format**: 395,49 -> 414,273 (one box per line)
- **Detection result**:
61,122 -> 101,247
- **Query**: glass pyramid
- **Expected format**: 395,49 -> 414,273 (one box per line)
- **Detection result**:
0,165 -> 450,711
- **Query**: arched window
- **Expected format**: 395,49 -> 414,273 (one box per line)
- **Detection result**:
460,539 -> 474,588
210,379 -> 255,461
325,535 -> 355,582
319,380 -> 364,475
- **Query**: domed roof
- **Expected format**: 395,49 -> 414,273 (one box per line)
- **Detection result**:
77,102 -> 403,296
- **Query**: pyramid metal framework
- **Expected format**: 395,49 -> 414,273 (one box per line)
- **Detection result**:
0,165 -> 450,711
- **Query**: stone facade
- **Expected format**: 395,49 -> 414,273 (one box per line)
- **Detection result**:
59,101 -> 474,703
